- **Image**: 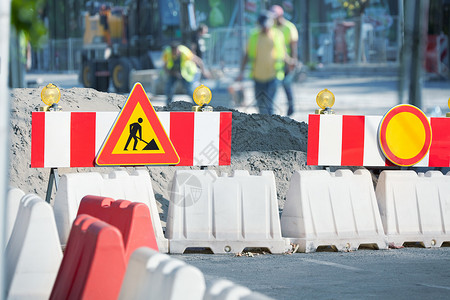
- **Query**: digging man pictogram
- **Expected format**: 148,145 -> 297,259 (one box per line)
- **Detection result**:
124,118 -> 143,151
124,118 -> 159,151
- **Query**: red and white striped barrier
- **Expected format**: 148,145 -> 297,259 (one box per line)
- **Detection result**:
307,114 -> 450,167
31,111 -> 232,168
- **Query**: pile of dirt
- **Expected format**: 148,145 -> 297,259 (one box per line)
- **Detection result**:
9,87 -> 313,222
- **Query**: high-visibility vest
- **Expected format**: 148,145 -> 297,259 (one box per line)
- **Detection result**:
163,45 -> 198,82
248,28 -> 285,81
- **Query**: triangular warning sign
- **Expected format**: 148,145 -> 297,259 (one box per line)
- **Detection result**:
96,83 -> 179,166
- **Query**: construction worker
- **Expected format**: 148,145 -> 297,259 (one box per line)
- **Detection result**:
162,41 -> 209,105
237,12 -> 286,115
271,5 -> 299,116
99,4 -> 111,46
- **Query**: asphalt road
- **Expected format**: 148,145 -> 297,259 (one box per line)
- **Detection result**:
178,247 -> 450,299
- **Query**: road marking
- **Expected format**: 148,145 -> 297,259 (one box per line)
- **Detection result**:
300,258 -> 362,271
417,283 -> 450,291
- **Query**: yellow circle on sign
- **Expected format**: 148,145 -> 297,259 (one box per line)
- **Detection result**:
385,112 -> 426,159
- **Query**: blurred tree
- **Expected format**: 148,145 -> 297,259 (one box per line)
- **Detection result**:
338,0 -> 370,18
10,0 -> 47,47
338,0 -> 370,63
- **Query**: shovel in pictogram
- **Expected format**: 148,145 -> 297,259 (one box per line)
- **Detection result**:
137,137 -> 159,150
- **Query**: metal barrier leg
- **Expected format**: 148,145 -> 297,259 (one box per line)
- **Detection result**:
45,168 -> 59,203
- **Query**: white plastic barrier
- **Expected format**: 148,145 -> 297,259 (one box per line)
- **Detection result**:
119,247 -> 205,300
53,170 -> 168,252
204,279 -> 273,300
5,194 -> 63,299
281,169 -> 388,252
376,170 -> 450,247
6,187 -> 25,243
166,170 -> 288,254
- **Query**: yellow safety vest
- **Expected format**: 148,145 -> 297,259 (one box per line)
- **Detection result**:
248,28 -> 285,81
163,45 -> 198,82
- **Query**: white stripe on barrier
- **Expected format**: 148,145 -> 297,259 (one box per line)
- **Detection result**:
376,170 -> 450,247
318,115 -> 342,166
363,116 -> 385,166
6,194 -> 62,299
166,170 -> 288,254
96,112 -> 118,155
158,111 -> 171,136
281,169 -> 388,252
193,112 -> 220,166
45,112 -> 71,167
53,170 -> 168,252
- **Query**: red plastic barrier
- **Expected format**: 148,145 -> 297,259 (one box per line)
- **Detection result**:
50,214 -> 127,300
77,195 -> 159,261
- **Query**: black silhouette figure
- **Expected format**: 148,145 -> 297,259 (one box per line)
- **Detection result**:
124,118 -> 159,151
124,118 -> 143,151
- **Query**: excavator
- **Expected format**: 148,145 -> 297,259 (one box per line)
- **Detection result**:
80,0 -> 196,92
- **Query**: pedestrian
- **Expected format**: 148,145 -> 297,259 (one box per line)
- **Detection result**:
99,4 -> 111,46
162,41 -> 209,105
191,24 -> 209,87
271,5 -> 298,116
191,24 -> 208,59
237,12 -> 286,115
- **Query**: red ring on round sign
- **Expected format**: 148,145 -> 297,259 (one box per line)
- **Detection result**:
378,104 -> 432,167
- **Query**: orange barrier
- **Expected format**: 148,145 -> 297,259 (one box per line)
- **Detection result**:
50,215 -> 127,300
77,195 -> 159,260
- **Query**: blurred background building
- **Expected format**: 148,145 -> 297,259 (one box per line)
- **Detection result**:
9,0 -> 450,89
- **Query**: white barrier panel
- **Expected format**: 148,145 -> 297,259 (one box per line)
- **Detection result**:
376,170 -> 450,247
205,279 -> 274,300
281,169 -> 388,252
119,247 -> 205,300
53,170 -> 168,252
6,187 -> 25,243
5,194 -> 63,299
166,170 -> 288,254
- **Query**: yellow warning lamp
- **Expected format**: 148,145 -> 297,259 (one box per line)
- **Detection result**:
192,84 -> 213,112
315,89 -> 335,114
447,97 -> 450,117
40,83 -> 62,111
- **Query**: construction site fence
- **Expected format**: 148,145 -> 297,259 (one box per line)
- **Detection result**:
29,17 -> 402,73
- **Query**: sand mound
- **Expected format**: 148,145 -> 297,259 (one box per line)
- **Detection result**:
9,87 -> 312,222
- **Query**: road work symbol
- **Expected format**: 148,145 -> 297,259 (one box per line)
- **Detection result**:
124,118 -> 159,151
96,83 -> 179,166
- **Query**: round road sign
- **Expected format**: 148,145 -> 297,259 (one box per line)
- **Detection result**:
378,104 -> 432,166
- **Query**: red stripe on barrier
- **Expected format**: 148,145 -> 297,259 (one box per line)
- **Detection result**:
341,115 -> 365,166
429,118 -> 450,167
170,112 -> 195,166
31,112 -> 45,168
219,112 -> 232,165
307,114 -> 320,165
70,112 -> 96,167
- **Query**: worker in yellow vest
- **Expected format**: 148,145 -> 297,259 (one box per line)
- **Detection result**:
271,5 -> 299,116
162,41 -> 208,105
237,12 -> 286,115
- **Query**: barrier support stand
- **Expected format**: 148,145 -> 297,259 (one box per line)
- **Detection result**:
45,168 -> 59,204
